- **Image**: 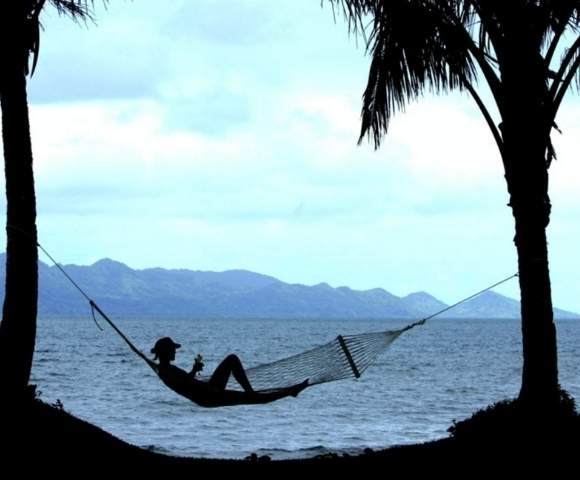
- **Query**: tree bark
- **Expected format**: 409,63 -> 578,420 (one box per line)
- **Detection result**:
0,49 -> 39,398
514,218 -> 558,407
496,25 -> 561,409
502,118 -> 559,409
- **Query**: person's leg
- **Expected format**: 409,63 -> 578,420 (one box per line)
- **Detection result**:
209,354 -> 254,392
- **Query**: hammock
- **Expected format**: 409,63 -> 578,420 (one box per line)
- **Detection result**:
86,276 -> 518,406
208,324 -> 420,391
34,236 -> 518,407
90,299 -> 424,405
86,271 -> 516,397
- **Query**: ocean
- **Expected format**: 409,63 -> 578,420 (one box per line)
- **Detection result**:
31,316 -> 580,460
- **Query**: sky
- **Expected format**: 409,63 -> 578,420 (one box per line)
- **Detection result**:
1,0 -> 579,312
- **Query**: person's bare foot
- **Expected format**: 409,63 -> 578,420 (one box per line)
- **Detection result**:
291,379 -> 309,397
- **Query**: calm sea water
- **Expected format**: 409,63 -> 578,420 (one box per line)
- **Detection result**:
31,317 -> 579,460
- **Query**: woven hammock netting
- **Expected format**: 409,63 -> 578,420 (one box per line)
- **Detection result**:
201,327 -> 408,392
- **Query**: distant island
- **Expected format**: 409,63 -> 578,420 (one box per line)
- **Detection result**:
0,253 -> 577,319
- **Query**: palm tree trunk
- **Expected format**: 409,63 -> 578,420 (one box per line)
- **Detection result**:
0,50 -> 39,399
497,32 -> 561,409
503,122 -> 559,409
512,203 -> 559,407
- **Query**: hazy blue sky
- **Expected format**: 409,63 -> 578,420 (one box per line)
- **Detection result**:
2,1 -> 579,311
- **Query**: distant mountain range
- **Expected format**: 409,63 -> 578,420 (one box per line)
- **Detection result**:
0,253 -> 577,319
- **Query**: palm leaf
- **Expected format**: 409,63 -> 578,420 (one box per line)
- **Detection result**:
330,0 -> 580,147
26,1 -> 105,76
354,1 -> 476,147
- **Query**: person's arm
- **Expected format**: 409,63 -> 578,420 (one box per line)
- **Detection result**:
190,354 -> 204,376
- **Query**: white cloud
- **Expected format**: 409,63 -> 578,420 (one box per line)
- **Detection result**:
0,0 -> 578,313
388,98 -> 503,186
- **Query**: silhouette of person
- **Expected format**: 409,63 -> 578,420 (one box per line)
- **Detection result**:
150,337 -> 308,407
151,336 -> 255,391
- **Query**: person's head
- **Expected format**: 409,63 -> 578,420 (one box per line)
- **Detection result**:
151,337 -> 181,364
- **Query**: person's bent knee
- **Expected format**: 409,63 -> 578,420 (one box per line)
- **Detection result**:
225,353 -> 240,364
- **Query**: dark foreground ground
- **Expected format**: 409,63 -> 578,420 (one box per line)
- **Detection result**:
4,396 -> 580,474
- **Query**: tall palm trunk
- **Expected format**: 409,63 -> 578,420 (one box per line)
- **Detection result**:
514,217 -> 558,407
507,156 -> 559,408
0,48 -> 39,398
501,96 -> 559,408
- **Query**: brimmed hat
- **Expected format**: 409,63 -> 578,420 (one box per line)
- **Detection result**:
151,337 -> 181,359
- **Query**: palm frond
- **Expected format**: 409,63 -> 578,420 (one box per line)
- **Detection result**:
329,1 -> 580,149
325,0 -> 373,38
47,0 -> 97,23
24,1 -> 107,76
547,32 -> 580,121
562,39 -> 580,92
356,0 -> 476,147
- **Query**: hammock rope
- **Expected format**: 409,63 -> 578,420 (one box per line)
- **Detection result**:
25,230 -> 518,392
208,273 -> 520,391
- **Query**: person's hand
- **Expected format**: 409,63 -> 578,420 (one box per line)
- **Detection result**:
192,354 -> 204,375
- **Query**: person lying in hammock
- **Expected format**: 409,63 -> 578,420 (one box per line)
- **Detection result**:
150,337 -> 309,408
